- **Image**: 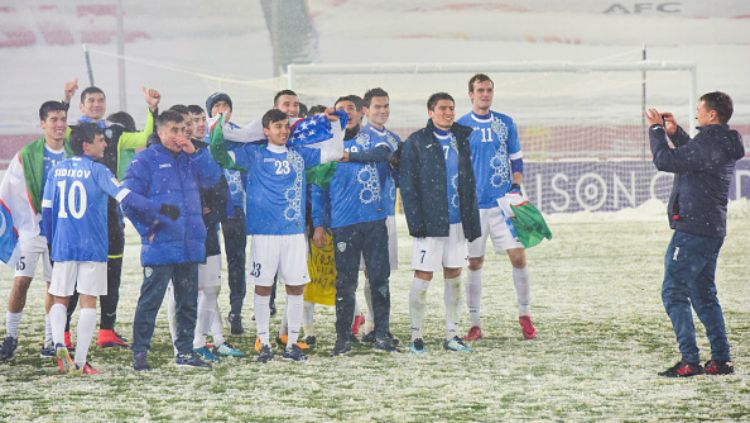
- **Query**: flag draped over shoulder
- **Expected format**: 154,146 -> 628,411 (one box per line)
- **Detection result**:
20,137 -> 73,213
511,201 -> 552,248
208,115 -> 247,172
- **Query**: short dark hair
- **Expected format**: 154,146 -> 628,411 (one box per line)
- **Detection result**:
427,92 -> 455,111
39,101 -> 67,121
80,86 -> 106,103
156,110 -> 184,129
107,111 -> 136,132
308,105 -> 327,115
188,105 -> 205,115
70,123 -> 102,156
334,95 -> 364,110
363,88 -> 389,107
262,109 -> 289,129
169,104 -> 190,115
274,89 -> 298,106
700,91 -> 733,124
468,73 -> 494,92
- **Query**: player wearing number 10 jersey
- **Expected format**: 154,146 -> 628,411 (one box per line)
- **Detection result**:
228,108 -> 344,362
456,73 -> 536,341
41,123 -> 158,374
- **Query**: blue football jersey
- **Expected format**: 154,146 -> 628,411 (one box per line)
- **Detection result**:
362,124 -> 401,217
329,131 -> 388,228
41,145 -> 66,231
435,131 -> 461,224
232,143 -> 320,235
457,111 -> 522,208
42,156 -> 130,262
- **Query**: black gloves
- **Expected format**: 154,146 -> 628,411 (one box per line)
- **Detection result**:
159,204 -> 180,220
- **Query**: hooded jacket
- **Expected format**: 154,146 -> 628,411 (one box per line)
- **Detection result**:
650,123 -> 745,237
122,134 -> 222,266
399,119 -> 481,241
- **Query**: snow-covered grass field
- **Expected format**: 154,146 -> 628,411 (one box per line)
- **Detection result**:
1,202 -> 749,422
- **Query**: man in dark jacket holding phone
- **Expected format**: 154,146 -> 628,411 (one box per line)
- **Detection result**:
646,91 -> 745,377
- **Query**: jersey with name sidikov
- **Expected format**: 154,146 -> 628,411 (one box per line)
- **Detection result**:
42,156 -> 131,262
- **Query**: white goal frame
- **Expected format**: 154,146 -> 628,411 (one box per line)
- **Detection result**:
287,60 -> 698,136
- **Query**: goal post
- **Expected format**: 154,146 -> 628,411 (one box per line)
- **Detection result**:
286,60 -> 699,213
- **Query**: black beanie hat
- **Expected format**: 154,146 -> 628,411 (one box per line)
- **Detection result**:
206,92 -> 233,117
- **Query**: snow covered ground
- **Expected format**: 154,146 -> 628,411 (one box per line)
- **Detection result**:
0,203 -> 748,421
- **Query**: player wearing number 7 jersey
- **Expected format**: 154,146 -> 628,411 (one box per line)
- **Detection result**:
225,108 -> 344,362
456,73 -> 536,341
41,123 -> 162,374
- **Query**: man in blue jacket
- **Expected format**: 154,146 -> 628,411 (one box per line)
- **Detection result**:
400,92 -> 481,354
646,91 -> 744,377
122,110 -> 222,371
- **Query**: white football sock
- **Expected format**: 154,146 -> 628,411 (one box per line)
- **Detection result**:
44,314 -> 52,346
166,283 -> 178,354
444,276 -> 462,340
466,268 -> 482,327
193,289 -> 208,349
6,311 -> 22,338
363,277 -> 375,334
254,294 -> 271,346
74,308 -> 96,368
409,278 -> 430,341
513,266 -> 531,316
285,294 -> 303,350
206,286 -> 225,346
50,303 -> 67,348
279,306 -> 288,337
302,301 -> 315,337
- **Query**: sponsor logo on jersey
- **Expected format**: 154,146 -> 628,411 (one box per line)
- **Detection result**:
159,164 -> 171,169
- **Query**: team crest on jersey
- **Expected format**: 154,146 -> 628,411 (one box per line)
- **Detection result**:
144,267 -> 153,278
337,242 -> 347,252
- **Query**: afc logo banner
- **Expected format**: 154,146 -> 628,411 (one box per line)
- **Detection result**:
603,2 -> 682,14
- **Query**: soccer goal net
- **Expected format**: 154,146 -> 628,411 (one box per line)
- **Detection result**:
288,61 -> 697,213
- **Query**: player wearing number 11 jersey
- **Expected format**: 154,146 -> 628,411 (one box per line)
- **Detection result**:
457,73 -> 536,341
41,123 -> 159,374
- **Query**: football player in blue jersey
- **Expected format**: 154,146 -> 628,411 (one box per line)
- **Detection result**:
457,74 -> 536,341
41,123 -> 162,374
312,95 -> 397,356
0,101 -> 69,362
228,108 -> 344,362
359,88 -> 402,343
400,92 -> 481,354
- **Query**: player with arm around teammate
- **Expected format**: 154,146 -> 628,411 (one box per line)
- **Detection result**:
230,108 -> 344,362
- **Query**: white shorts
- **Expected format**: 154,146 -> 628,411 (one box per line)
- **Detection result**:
249,234 -> 310,287
49,261 -> 107,297
468,206 -> 523,258
411,223 -> 467,272
359,215 -> 399,272
198,254 -> 222,288
13,235 -> 52,280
